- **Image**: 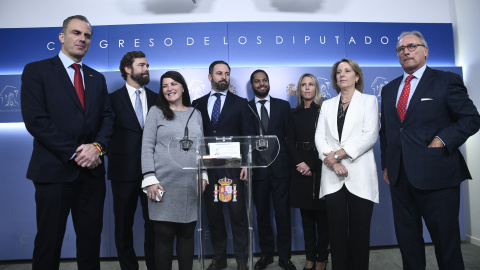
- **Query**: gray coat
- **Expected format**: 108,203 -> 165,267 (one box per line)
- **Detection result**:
141,106 -> 203,223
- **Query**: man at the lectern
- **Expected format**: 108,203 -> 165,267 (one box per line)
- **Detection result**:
244,70 -> 296,270
192,60 -> 249,270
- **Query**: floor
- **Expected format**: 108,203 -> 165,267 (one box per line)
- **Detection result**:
1,242 -> 479,269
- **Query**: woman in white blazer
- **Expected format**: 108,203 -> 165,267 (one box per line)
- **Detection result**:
314,58 -> 379,270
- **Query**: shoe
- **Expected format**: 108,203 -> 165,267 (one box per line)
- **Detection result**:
206,259 -> 228,270
254,256 -> 274,270
279,259 -> 297,270
237,264 -> 248,270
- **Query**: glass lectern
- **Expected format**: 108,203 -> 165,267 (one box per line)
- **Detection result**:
168,135 -> 280,270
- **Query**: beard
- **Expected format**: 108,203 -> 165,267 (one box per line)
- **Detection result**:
131,71 -> 150,86
253,85 -> 270,98
212,79 -> 230,91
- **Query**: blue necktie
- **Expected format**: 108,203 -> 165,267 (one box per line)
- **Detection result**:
211,93 -> 222,127
135,90 -> 144,129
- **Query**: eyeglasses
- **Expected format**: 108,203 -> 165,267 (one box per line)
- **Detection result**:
396,43 -> 426,54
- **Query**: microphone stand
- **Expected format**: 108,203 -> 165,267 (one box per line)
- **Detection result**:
180,104 -> 198,151
247,104 -> 268,151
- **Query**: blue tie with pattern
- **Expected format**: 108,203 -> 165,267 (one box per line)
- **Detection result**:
135,90 -> 144,129
211,93 -> 222,127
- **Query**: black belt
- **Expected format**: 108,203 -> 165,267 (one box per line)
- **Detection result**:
295,142 -> 316,151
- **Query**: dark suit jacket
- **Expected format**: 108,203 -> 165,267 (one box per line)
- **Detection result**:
380,66 -> 480,190
245,97 -> 292,180
192,91 -> 248,137
21,55 -> 114,183
192,91 -> 248,179
107,85 -> 157,182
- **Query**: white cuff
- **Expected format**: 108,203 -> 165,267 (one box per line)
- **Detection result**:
197,171 -> 209,184
435,136 -> 446,146
141,175 -> 159,189
203,171 -> 209,184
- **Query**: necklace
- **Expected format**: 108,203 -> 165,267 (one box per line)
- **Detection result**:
338,98 -> 351,119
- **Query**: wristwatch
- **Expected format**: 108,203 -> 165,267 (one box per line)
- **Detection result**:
334,151 -> 341,161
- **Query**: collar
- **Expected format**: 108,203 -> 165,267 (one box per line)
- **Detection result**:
58,50 -> 82,70
403,64 -> 427,82
125,82 -> 146,96
255,95 -> 271,103
209,89 -> 228,97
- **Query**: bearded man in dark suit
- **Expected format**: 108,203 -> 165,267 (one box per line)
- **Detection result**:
107,51 -> 157,270
192,60 -> 249,270
244,70 -> 295,270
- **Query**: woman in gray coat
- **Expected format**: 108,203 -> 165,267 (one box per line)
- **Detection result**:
141,71 -> 207,270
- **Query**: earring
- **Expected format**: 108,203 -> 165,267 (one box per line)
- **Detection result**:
355,80 -> 358,83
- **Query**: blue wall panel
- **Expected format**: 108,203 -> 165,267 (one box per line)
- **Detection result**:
0,21 -> 462,260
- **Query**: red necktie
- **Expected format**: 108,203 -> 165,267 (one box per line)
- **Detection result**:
71,64 -> 85,110
397,75 -> 414,122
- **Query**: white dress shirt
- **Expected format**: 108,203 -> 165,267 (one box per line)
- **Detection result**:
58,50 -> 84,88
125,83 -> 148,126
254,95 -> 271,119
207,89 -> 229,119
395,64 -> 427,108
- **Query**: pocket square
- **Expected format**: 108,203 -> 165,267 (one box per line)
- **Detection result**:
421,98 -> 433,101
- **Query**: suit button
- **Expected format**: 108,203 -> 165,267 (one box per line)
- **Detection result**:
213,130 -> 216,134
400,128 -> 403,132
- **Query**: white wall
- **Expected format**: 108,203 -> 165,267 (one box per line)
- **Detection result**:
1,0 -> 478,245
1,0 -> 452,28
452,0 -> 480,246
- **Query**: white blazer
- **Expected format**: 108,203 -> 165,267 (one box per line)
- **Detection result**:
315,90 -> 379,203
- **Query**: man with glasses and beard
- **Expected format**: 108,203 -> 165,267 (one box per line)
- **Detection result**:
192,60 -> 249,270
108,51 -> 157,270
244,70 -> 295,270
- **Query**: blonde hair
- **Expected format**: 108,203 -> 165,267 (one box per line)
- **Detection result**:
294,73 -> 322,111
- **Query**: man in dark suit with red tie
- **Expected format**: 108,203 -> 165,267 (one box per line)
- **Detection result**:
380,31 -> 480,269
244,70 -> 295,270
107,51 -> 157,270
21,15 -> 114,269
192,60 -> 249,270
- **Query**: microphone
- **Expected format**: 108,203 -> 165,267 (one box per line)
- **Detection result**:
180,104 -> 198,151
247,104 -> 268,151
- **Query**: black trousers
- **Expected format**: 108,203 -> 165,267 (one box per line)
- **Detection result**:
203,169 -> 249,265
252,172 -> 292,261
32,170 -> 106,270
390,162 -> 464,270
324,185 -> 373,270
300,204 -> 329,262
153,221 -> 197,270
111,181 -> 156,270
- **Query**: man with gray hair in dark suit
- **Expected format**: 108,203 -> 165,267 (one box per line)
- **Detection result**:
380,30 -> 480,269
